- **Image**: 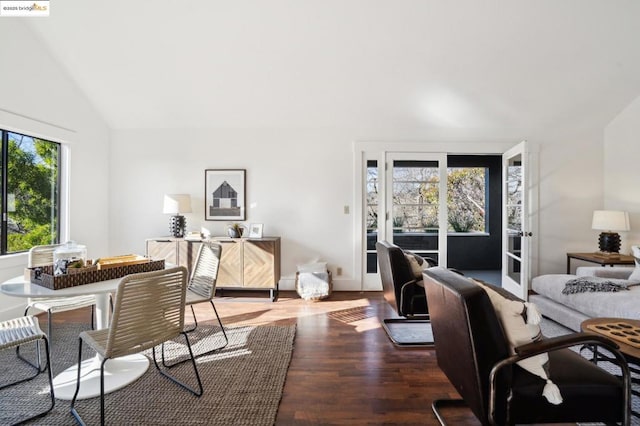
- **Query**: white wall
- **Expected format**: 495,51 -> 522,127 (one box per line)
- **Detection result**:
604,94 -> 640,251
0,21 -> 110,320
110,127 -> 605,289
534,131 -> 605,273
109,128 -> 354,290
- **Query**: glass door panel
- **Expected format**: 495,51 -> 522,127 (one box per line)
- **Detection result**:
365,160 -> 379,273
386,155 -> 447,267
502,142 -> 528,299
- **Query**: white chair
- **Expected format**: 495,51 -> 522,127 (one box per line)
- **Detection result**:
70,266 -> 203,426
1,316 -> 55,424
163,242 -> 228,367
18,244 -> 96,368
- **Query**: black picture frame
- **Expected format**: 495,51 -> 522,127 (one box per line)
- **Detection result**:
204,169 -> 246,221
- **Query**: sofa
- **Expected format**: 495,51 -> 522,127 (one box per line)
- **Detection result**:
530,264 -> 640,332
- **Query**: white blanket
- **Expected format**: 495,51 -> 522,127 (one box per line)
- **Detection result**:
297,272 -> 330,300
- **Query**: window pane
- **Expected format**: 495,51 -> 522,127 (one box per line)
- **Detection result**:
392,160 -> 440,255
6,132 -> 59,253
366,160 -> 378,273
447,167 -> 487,233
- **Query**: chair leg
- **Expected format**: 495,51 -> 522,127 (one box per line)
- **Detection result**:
16,306 -> 44,372
3,336 -> 56,425
152,333 -> 203,396
90,305 -> 95,330
70,338 -> 86,426
431,398 -> 467,426
162,301 -> 229,368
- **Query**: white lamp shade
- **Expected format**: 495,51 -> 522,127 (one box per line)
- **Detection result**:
163,194 -> 192,214
591,210 -> 630,232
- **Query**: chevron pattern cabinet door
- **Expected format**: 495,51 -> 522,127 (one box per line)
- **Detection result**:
217,240 -> 242,287
244,240 -> 277,288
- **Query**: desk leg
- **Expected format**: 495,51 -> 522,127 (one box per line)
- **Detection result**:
582,344 -> 639,419
52,293 -> 150,400
566,255 -> 571,274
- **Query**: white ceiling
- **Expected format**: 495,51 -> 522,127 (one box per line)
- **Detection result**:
27,0 -> 640,132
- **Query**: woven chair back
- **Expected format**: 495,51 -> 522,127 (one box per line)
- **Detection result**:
28,244 -> 62,267
188,242 -> 222,299
106,266 -> 187,358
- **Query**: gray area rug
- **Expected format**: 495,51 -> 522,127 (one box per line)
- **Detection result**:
0,322 -> 296,425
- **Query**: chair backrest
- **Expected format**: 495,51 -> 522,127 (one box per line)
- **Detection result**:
28,244 -> 61,268
106,266 -> 188,358
188,242 -> 222,299
423,267 -> 511,424
375,240 -> 416,313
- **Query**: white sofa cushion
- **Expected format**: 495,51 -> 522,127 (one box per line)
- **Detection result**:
531,274 -> 640,320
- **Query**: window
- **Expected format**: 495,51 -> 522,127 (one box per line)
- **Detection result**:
447,167 -> 487,233
1,130 -> 61,254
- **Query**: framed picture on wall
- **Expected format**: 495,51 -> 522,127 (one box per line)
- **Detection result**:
249,223 -> 263,238
205,169 -> 246,221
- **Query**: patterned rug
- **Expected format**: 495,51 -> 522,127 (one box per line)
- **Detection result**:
0,322 -> 296,425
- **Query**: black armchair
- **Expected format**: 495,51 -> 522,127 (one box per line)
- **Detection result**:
423,266 -> 631,425
376,240 -> 436,346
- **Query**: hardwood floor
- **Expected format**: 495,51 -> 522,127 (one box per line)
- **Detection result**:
54,290 -> 480,425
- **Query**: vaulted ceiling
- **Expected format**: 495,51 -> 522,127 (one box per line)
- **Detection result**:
26,0 -> 640,133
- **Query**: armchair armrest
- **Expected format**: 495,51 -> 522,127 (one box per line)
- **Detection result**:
576,266 -> 634,279
488,332 -> 631,426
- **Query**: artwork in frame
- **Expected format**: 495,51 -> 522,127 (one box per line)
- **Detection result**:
205,169 -> 246,221
249,223 -> 263,238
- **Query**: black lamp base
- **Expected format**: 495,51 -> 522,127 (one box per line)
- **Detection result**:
169,215 -> 186,238
598,232 -> 621,253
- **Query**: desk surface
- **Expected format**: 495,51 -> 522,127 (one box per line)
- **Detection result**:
581,317 -> 640,361
1,275 -> 120,299
566,252 -> 635,274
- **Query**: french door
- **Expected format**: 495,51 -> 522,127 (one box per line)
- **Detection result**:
502,141 -> 531,299
363,153 -> 447,288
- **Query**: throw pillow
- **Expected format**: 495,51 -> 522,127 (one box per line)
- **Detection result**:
404,253 -> 425,280
474,280 -> 563,405
629,246 -> 640,281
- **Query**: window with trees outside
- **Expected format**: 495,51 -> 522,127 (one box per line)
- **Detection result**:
1,130 -> 60,254
447,167 -> 487,233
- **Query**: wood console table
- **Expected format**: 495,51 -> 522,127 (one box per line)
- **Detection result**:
146,236 -> 281,301
566,252 -> 635,274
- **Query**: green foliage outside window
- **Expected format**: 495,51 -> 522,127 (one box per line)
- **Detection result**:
4,132 -> 59,253
420,167 -> 486,233
447,168 -> 486,232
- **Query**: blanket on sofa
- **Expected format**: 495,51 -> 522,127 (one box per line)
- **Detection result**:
562,276 -> 640,295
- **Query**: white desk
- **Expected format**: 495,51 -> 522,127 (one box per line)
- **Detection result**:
0,275 -> 149,400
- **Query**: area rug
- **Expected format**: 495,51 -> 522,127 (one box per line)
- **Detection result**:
0,322 -> 296,425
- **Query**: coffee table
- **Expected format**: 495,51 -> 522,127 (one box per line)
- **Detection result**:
581,317 -> 640,417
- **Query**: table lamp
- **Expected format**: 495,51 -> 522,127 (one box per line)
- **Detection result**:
163,194 -> 192,238
591,210 -> 630,254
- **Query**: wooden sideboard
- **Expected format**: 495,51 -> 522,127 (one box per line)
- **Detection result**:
146,236 -> 281,301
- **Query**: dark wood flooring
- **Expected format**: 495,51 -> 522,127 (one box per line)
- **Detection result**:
50,291 -> 502,425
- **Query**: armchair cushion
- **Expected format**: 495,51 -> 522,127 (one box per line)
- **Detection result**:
405,253 -> 426,281
475,281 -> 562,404
629,245 -> 640,281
